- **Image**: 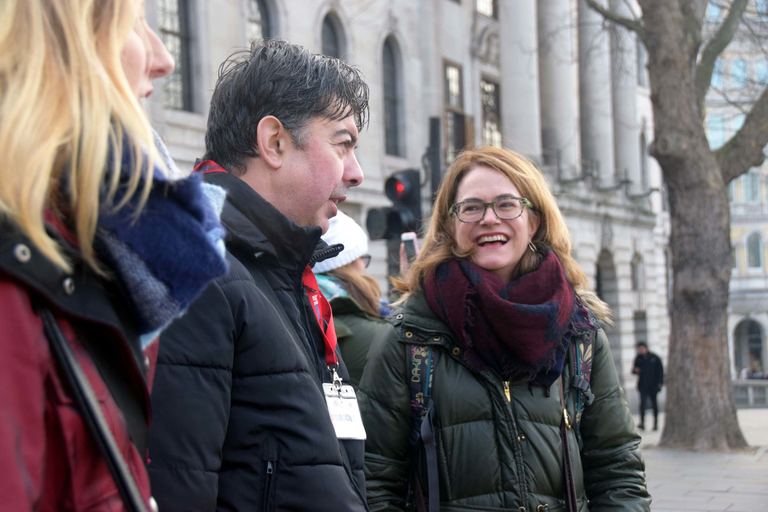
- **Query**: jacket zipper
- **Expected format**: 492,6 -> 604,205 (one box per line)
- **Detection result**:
263,460 -> 275,511
495,376 -> 529,511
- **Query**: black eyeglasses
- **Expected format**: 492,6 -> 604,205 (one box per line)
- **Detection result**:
362,254 -> 372,268
449,196 -> 533,223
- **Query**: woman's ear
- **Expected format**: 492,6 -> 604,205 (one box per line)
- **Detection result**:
255,116 -> 288,170
528,210 -> 541,239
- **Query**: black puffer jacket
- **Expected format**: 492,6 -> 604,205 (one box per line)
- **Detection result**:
359,291 -> 649,512
148,170 -> 368,512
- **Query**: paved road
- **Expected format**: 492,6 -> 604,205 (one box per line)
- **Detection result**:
638,409 -> 768,511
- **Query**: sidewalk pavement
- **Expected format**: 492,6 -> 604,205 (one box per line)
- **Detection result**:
639,409 -> 768,511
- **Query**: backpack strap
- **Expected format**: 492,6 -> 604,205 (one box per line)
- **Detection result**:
570,329 -> 596,431
406,343 -> 439,512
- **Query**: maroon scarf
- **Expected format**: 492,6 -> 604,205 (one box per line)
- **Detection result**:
424,250 -> 593,388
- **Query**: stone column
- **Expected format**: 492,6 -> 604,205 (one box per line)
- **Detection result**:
538,0 -> 581,176
578,0 -> 615,184
499,0 -> 542,160
610,0 -> 641,191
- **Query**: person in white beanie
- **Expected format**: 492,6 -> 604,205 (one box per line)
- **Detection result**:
316,211 -> 388,390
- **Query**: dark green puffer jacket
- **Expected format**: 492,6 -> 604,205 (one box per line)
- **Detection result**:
358,291 -> 650,512
330,295 -> 386,390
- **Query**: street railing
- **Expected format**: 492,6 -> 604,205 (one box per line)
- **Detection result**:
734,379 -> 768,408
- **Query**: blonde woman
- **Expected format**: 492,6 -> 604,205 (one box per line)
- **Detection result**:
359,147 -> 649,511
0,1 -> 227,510
315,211 -> 388,390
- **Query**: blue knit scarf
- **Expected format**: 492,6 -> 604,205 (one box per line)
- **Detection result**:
94,133 -> 228,347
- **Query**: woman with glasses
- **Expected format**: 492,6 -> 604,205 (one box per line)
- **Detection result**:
359,146 -> 649,511
315,211 -> 389,390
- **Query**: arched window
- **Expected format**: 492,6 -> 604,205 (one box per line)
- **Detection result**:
322,13 -> 345,59
247,0 -> 271,41
383,37 -> 402,156
640,132 -> 649,190
748,233 -> 763,269
631,253 -> 644,291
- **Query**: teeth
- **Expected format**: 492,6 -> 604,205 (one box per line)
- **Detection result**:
477,234 -> 508,245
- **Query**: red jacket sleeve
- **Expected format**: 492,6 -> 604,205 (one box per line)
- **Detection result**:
0,277 -> 50,510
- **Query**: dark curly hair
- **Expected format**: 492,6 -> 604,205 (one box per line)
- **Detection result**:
202,39 -> 369,176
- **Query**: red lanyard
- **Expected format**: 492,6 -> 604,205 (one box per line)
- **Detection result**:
302,265 -> 338,369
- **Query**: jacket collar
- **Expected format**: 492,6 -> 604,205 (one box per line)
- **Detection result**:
203,171 -> 337,272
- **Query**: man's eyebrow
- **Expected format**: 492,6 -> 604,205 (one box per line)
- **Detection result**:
333,129 -> 358,145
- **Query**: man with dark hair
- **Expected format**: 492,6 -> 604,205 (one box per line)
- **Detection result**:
632,342 -> 665,431
147,40 -> 370,511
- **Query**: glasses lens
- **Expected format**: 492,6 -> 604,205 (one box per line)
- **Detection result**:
494,197 -> 524,219
458,200 -> 485,222
362,254 -> 372,268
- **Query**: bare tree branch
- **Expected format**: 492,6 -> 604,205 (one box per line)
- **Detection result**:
696,0 -> 749,108
716,86 -> 768,183
585,0 -> 645,39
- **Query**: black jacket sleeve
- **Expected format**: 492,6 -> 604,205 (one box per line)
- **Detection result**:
148,279 -> 236,512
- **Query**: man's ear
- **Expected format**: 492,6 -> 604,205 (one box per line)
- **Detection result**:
256,116 -> 289,170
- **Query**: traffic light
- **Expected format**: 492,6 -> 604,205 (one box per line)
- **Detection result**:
366,170 -> 422,240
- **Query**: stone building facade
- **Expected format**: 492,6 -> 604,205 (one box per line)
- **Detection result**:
145,0 -> 671,398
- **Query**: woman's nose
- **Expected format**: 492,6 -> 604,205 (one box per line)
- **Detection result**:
147,26 -> 175,80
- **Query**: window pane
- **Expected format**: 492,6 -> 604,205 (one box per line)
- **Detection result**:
744,171 -> 760,202
480,79 -> 501,147
706,1 -> 720,19
445,65 -> 462,109
707,115 -> 725,149
476,0 -> 496,18
733,60 -> 748,87
732,114 -> 745,135
383,39 -> 401,156
159,0 -> 193,111
636,40 -> 648,87
748,233 -> 762,268
712,59 -> 724,89
640,133 -> 648,190
247,0 -> 271,41
322,17 -> 340,59
757,60 -> 768,85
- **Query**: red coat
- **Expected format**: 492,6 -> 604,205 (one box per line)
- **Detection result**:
0,229 -> 157,511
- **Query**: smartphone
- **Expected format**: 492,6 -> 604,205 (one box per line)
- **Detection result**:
401,232 -> 418,262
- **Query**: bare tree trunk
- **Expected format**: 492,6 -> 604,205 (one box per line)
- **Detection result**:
662,160 -> 748,450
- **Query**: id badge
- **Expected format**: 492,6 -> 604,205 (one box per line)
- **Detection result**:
323,383 -> 367,440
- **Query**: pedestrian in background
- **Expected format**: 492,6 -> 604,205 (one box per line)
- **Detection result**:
147,40 -> 370,511
0,0 -> 227,510
632,341 -> 665,431
315,211 -> 388,390
359,146 -> 649,512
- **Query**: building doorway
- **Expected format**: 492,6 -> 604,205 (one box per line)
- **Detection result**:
734,320 -> 765,378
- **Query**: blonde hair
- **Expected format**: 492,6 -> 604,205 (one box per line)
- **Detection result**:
329,262 -> 383,318
0,0 -> 161,272
394,146 -> 612,324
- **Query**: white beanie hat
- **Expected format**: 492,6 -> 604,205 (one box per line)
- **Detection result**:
314,211 -> 369,273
